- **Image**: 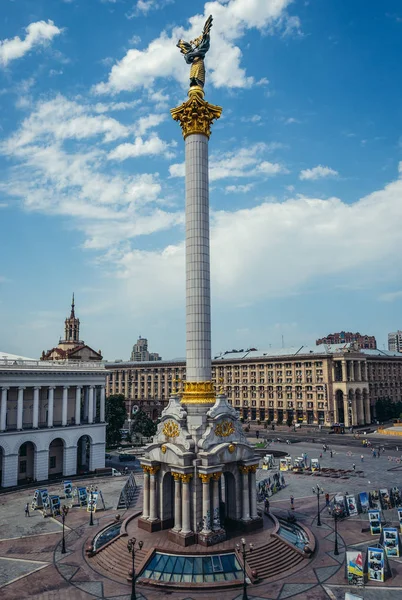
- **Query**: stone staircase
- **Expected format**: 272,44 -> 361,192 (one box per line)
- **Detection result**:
244,535 -> 306,581
91,536 -> 150,582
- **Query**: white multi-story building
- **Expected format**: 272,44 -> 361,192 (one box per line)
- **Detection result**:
388,331 -> 402,353
0,352 -> 106,488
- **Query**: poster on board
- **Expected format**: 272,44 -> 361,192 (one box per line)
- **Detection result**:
78,487 -> 87,507
367,547 -> 384,582
346,550 -> 364,586
359,492 -> 369,513
383,528 -> 399,557
346,495 -> 358,516
379,489 -> 391,509
280,458 -> 288,471
397,508 -> 402,534
49,495 -> 61,517
87,491 -> 99,513
370,490 -> 381,510
63,481 -> 73,499
368,510 -> 382,535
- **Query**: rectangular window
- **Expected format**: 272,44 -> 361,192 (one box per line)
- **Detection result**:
49,456 -> 56,469
19,460 -> 27,474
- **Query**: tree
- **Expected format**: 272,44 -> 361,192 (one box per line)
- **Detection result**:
105,394 -> 127,446
131,409 -> 157,439
286,415 -> 293,428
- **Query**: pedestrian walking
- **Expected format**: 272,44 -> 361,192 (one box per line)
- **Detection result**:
281,474 -> 285,486
352,463 -> 356,471
264,498 -> 270,513
325,493 -> 330,507
25,502 -> 30,517
360,455 -> 364,462
320,452 -> 322,459
330,450 -> 333,458
290,495 -> 294,510
373,450 -> 376,458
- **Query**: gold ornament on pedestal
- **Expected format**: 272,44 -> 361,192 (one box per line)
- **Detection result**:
162,420 -> 180,439
215,420 -> 235,437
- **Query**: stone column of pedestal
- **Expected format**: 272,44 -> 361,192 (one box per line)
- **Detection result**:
172,472 -> 182,531
149,466 -> 160,521
17,386 -> 25,430
33,386 -> 40,429
357,361 -> 362,382
0,387 -> 9,431
240,466 -> 251,521
200,474 -> 212,532
93,388 -> 97,421
142,467 -> 150,519
62,386 -> 69,426
75,386 -> 82,425
249,466 -> 258,519
212,472 -> 221,530
180,474 -> 193,534
88,386 -> 94,424
341,361 -> 347,382
48,387 -> 55,427
100,385 -> 105,422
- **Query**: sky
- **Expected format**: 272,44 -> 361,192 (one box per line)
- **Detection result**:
1,0 -> 402,361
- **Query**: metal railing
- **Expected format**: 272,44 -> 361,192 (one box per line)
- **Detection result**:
118,472 -> 137,509
0,358 -> 107,371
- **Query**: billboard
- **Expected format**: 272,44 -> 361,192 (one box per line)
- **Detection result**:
383,528 -> 399,557
346,550 -> 364,586
368,510 -> 381,535
367,547 -> 384,582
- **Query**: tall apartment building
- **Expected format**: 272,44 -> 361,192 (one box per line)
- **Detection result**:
106,344 -> 402,428
129,336 -> 161,362
316,332 -> 377,350
388,331 -> 402,353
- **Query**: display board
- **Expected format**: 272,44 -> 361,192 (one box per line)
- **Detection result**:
359,492 -> 369,513
370,490 -> 381,510
346,550 -> 364,586
368,510 -> 382,535
280,458 -> 289,471
311,459 -> 320,472
379,489 -> 391,509
346,495 -> 358,516
49,495 -> 61,517
367,547 -> 384,582
398,508 -> 402,533
383,528 -> 399,557
87,491 -> 99,513
63,480 -> 73,500
78,487 -> 88,507
31,488 -> 49,509
391,487 -> 401,508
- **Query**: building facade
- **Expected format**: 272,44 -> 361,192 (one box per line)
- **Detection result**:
388,331 -> 402,353
0,356 -> 106,488
316,332 -> 377,349
41,295 -> 103,362
130,336 -> 161,362
106,345 -> 402,428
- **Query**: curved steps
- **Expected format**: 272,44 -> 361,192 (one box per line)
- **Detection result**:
90,537 -> 149,581
245,535 -> 306,580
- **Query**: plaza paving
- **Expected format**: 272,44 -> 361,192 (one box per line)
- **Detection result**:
1,439 -> 402,599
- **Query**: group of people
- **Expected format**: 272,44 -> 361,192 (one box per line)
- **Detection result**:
257,472 -> 286,502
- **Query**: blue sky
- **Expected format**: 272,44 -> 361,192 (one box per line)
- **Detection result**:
1,0 -> 402,360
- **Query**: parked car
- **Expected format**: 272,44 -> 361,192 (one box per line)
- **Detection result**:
112,468 -> 122,476
105,453 -> 112,460
119,453 -> 135,462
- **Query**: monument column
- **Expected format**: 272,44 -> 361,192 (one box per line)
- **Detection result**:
240,466 -> 251,521
180,474 -> 193,534
17,386 -> 25,430
142,466 -> 150,519
62,386 -> 69,426
33,386 -> 40,429
200,474 -> 212,532
0,387 -> 9,431
249,465 -> 258,519
172,472 -> 182,531
212,472 -> 221,530
149,466 -> 159,521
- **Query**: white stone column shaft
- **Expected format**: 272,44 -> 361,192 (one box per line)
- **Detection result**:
142,470 -> 150,519
201,475 -> 212,532
75,386 -> 82,425
88,386 -> 94,424
241,469 -> 250,521
181,476 -> 192,534
83,386 -> 89,420
149,470 -> 158,521
349,361 -> 354,382
185,133 -> 211,382
17,386 -> 25,430
100,385 -> 105,422
62,386 -> 69,426
33,387 -> 40,428
34,449 -> 49,482
173,474 -> 182,531
250,469 -> 258,519
0,387 -> 8,431
47,387 -> 55,427
212,474 -> 221,530
93,388 -> 97,420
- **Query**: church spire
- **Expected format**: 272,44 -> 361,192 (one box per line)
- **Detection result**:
71,293 -> 75,318
64,294 -> 80,342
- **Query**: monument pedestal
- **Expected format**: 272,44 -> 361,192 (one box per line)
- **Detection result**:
197,528 -> 227,546
168,529 -> 196,547
138,517 -> 161,533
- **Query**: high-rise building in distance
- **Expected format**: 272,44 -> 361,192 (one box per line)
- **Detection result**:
316,331 -> 376,349
130,336 -> 161,362
388,331 -> 402,353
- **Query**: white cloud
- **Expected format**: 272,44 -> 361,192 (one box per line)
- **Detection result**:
136,113 -> 166,135
0,20 -> 62,67
284,117 -> 301,124
299,165 -> 339,181
95,0 -> 299,94
169,143 -> 287,181
379,291 -> 402,302
225,184 -> 254,194
108,134 -> 174,160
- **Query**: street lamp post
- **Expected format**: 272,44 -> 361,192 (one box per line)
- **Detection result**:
61,505 -> 69,554
89,486 -> 94,526
236,537 -> 254,600
127,537 -> 144,600
333,504 -> 343,556
312,484 -> 324,527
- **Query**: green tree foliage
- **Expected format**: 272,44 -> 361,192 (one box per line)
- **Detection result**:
286,415 -> 293,428
131,409 -> 158,438
105,394 -> 127,446
375,397 -> 402,422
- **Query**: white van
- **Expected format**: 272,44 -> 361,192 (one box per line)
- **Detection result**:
112,468 -> 122,476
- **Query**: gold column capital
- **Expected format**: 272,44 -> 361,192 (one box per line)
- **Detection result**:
141,465 -> 150,474
180,473 -> 193,484
212,472 -> 222,481
170,87 -> 222,140
199,473 -> 213,484
238,465 -> 249,474
181,380 -> 216,405
171,471 -> 181,481
148,466 -> 160,476
248,465 -> 258,474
